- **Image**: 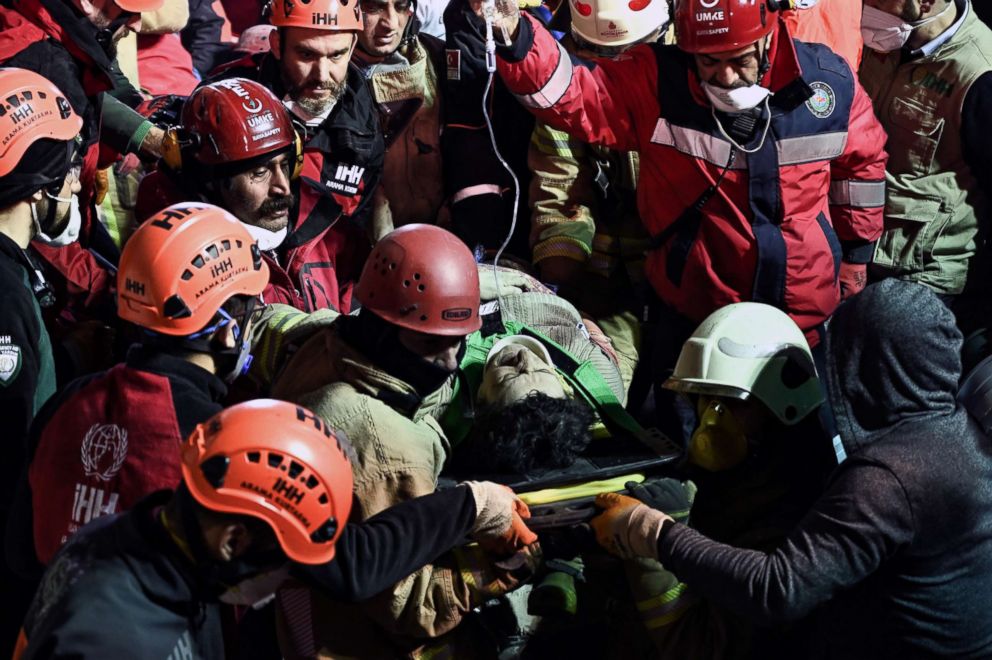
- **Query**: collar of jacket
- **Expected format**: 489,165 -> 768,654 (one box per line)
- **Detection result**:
0,231 -> 26,264
321,321 -> 425,417
11,0 -> 116,93
125,344 -> 229,404
685,17 -> 803,108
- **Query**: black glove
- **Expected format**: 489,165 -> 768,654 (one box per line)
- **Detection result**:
624,479 -> 696,524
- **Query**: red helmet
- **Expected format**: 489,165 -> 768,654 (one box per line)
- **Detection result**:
175,78 -> 297,167
675,0 -> 778,54
269,0 -> 363,32
181,399 -> 355,565
118,202 -> 269,335
0,68 -> 81,178
355,224 -> 481,336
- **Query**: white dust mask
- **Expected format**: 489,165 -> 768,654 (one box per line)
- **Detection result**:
861,3 -> 953,53
31,193 -> 82,247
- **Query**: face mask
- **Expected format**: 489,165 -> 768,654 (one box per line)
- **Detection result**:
861,3 -> 953,53
701,81 -> 772,114
688,398 -> 749,471
31,193 -> 82,247
245,223 -> 288,251
219,564 -> 290,608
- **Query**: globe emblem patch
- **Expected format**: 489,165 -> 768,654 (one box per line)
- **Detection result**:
80,423 -> 129,482
806,82 -> 836,119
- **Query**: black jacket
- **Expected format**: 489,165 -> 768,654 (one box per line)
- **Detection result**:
655,280 -> 992,658
20,486 -> 479,658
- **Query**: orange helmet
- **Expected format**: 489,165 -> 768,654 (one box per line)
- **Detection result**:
355,224 -> 481,336
0,68 -> 81,178
114,0 -> 165,11
675,0 -> 778,54
117,203 -> 269,336
181,399 -> 355,564
269,0 -> 363,32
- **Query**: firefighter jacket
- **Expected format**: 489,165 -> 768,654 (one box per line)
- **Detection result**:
493,14 -> 888,342
268,320 -> 535,657
6,347 -> 225,574
357,34 -> 446,229
207,54 -> 384,313
863,0 -> 992,295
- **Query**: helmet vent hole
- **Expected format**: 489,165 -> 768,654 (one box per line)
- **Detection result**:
192,255 -> 205,269
390,262 -> 397,270
236,240 -> 243,248
305,475 -> 319,489
288,461 -> 304,478
420,314 -> 428,322
414,273 -> 421,280
267,452 -> 284,468
181,269 -> 193,281
206,244 -> 219,259
246,451 -> 261,463
403,280 -> 410,287
318,494 -> 329,505
222,240 -> 231,250
200,455 -> 230,488
417,284 -> 425,292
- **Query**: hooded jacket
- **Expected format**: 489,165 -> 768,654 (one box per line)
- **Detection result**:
653,280 -> 992,658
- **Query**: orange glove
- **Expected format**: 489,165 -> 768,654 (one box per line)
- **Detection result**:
464,481 -> 538,551
591,492 -> 671,560
479,507 -> 538,556
839,262 -> 868,300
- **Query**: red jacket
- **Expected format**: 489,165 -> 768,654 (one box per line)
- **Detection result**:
137,168 -> 371,312
497,15 -> 888,340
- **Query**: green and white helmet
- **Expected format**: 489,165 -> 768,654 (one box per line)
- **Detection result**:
663,302 -> 823,425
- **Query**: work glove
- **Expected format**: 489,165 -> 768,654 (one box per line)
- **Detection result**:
478,265 -> 550,301
625,479 -> 696,525
591,493 -> 671,560
464,481 -> 539,553
839,261 -> 868,300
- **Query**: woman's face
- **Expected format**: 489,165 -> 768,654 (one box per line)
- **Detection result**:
478,344 -> 565,409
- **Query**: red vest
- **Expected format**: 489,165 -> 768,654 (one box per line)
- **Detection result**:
29,365 -> 184,564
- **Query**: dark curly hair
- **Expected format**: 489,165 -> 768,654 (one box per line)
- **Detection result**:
452,392 -> 595,474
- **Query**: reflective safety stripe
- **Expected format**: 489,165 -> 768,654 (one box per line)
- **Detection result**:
649,119 -> 746,169
451,183 -> 504,204
637,582 -> 698,629
515,42 -> 574,110
829,179 -> 886,208
776,131 -> 848,165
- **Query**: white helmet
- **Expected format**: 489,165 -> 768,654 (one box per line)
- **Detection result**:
664,303 -> 823,426
569,0 -> 670,48
236,25 -> 276,54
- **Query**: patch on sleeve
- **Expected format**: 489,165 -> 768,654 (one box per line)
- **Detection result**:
0,337 -> 22,386
446,49 -> 462,81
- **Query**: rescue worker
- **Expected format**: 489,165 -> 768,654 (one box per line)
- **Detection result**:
525,0 -> 669,397
462,0 -> 889,440
622,302 -> 835,658
136,78 -> 369,312
0,0 -> 170,324
208,0 -> 385,312
14,399 -> 537,658
0,67 -> 84,649
352,0 -> 447,235
267,225 -> 540,658
592,279 -> 992,658
861,0 -> 992,337
7,202 -> 268,576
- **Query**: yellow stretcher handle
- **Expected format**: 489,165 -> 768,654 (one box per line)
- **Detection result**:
518,473 -> 646,506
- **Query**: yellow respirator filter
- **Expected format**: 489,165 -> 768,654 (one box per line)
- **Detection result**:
688,399 -> 748,472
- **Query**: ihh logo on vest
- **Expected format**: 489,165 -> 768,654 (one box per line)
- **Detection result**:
327,163 -> 365,195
